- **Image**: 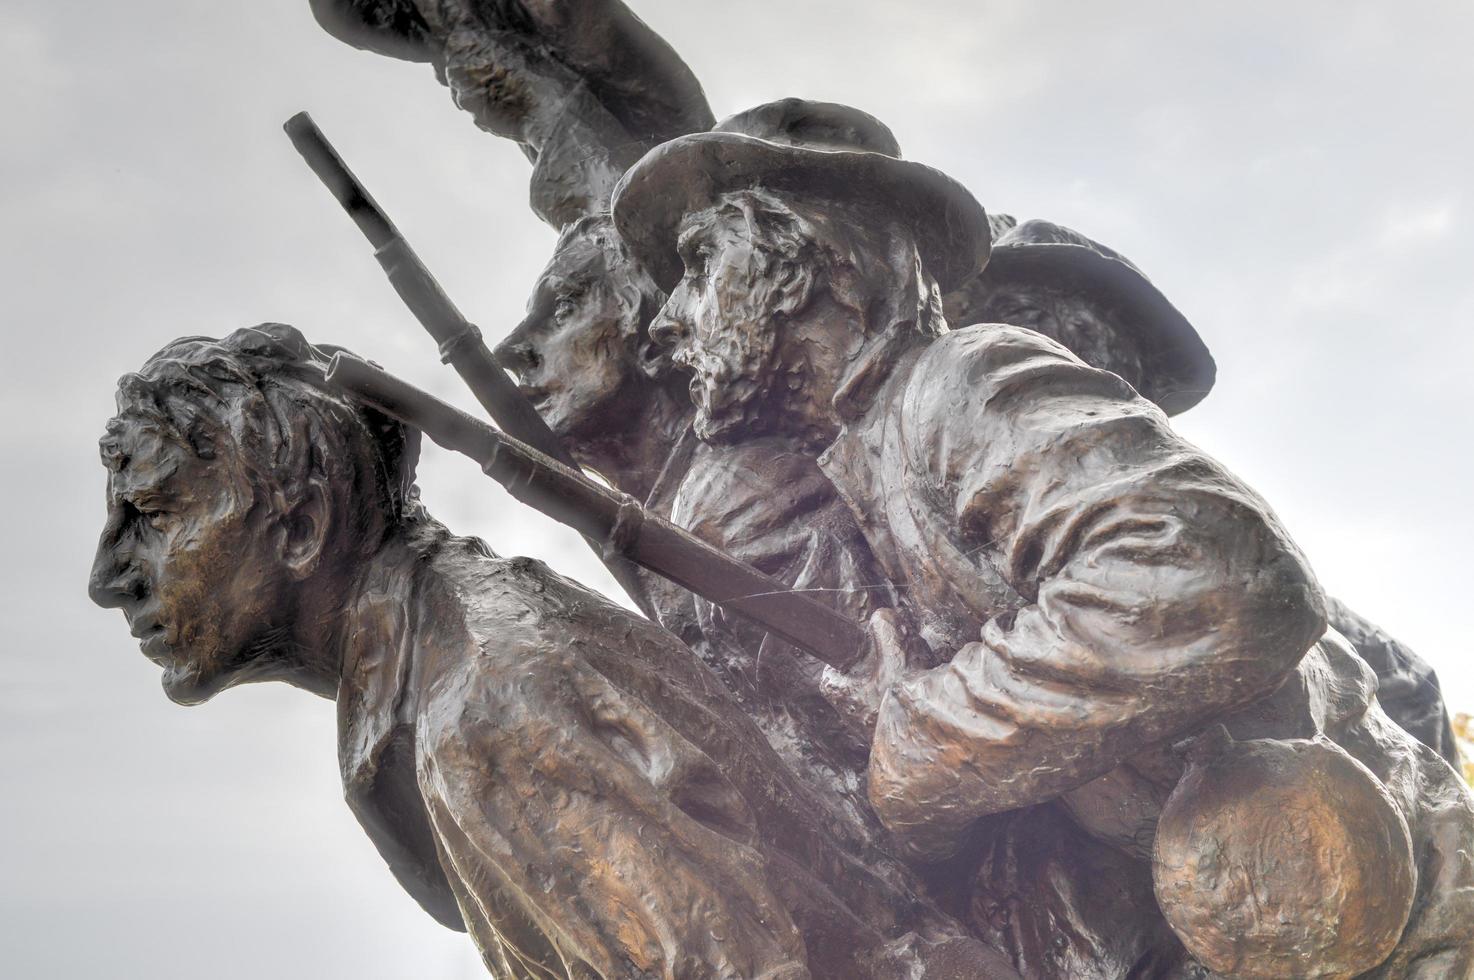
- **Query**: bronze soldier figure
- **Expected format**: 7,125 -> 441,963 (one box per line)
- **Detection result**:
87,323 -> 1016,979
947,215 -> 1462,770
490,98 -> 1460,791
487,101 -> 1466,977
611,118 -> 1474,978
492,105 -> 912,815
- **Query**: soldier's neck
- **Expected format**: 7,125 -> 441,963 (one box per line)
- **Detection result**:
330,518 -> 453,704
830,316 -> 933,427
274,565 -> 360,700
575,381 -> 693,503
767,297 -> 874,450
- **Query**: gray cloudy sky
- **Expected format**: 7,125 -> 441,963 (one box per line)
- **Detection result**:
3,1 -> 1471,976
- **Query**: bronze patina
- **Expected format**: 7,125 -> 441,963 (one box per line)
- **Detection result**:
89,3 -> 1474,977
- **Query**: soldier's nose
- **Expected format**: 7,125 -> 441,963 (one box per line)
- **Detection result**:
493,318 -> 541,376
88,539 -> 144,610
649,308 -> 688,351
495,341 -> 540,376
88,554 -> 144,607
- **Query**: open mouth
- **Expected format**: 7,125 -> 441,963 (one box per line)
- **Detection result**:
139,631 -> 173,666
128,619 -> 172,665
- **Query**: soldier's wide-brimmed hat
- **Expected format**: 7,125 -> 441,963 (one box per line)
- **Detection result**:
949,218 -> 1216,415
308,0 -> 714,146
612,98 -> 991,294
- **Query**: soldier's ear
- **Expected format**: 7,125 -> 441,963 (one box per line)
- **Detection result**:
282,477 -> 331,581
767,257 -> 819,319
617,277 -> 675,381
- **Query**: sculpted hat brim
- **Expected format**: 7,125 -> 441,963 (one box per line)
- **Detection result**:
980,243 -> 1216,415
612,131 -> 991,294
310,0 -> 714,147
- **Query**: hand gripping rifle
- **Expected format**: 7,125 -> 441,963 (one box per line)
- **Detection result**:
283,110 -> 655,615
326,352 -> 866,671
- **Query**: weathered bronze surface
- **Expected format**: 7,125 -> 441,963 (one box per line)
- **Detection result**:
1154,726 -> 1416,978
945,216 -> 1463,772
307,0 -> 713,225
324,350 -> 867,669
89,3 -> 1474,978
90,325 -> 1017,979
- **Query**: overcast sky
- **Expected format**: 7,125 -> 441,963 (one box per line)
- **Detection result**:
3,1 -> 1472,976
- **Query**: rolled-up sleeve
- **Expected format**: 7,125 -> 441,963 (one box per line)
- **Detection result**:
867,326 -> 1327,857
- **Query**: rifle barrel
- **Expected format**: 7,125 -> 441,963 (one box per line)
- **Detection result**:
326,352 -> 866,672
284,111 -> 568,465
284,112 -> 398,249
285,110 -> 656,615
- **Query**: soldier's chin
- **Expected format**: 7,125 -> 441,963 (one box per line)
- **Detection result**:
691,417 -> 729,445
159,660 -> 231,706
534,393 -> 579,440
695,402 -> 771,445
692,392 -> 758,445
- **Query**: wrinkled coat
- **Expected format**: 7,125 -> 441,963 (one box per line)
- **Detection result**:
333,522 -> 1004,979
816,323 -> 1474,978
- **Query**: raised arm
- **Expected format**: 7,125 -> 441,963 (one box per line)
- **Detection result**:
306,0 -> 713,224
867,325 -> 1327,858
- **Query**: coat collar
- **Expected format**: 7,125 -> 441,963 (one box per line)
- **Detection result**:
830,323 -> 933,424
818,331 -> 930,580
335,543 -> 465,932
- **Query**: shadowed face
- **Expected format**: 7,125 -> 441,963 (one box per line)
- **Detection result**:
88,417 -> 295,704
967,282 -> 1146,393
494,233 -> 647,442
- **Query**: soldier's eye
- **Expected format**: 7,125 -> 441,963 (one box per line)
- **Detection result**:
680,243 -> 712,278
553,298 -> 578,321
136,506 -> 171,532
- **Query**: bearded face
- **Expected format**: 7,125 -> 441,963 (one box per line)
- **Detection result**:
649,195 -> 818,444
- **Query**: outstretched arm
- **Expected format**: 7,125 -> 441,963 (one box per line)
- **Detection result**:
307,0 -> 714,224
865,326 -> 1327,858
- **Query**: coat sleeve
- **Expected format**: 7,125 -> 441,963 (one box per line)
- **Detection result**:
867,326 -> 1327,858
1324,596 -> 1462,768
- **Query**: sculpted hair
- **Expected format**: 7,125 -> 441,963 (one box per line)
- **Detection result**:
108,323 -> 421,558
714,188 -> 946,343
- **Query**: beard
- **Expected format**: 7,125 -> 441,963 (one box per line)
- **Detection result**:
677,310 -> 782,445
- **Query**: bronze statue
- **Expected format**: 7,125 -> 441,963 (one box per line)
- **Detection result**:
610,118 -> 1474,976
87,1 -> 1474,976
88,324 -> 1016,979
